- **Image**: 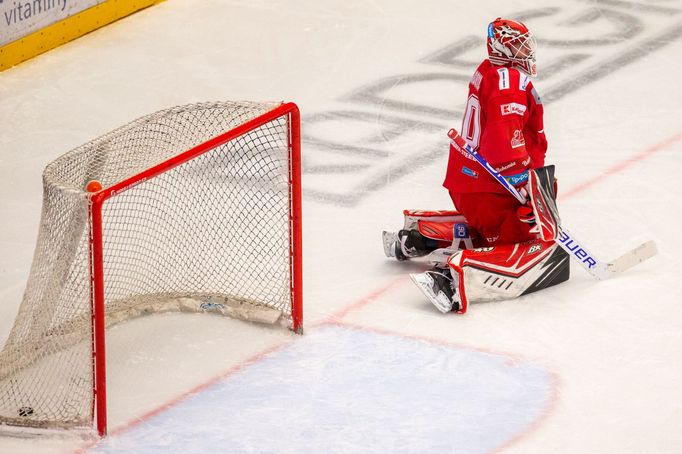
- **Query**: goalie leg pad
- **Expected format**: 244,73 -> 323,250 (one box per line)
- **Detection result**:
402,209 -> 479,246
447,239 -> 570,311
384,212 -> 480,261
402,209 -> 465,230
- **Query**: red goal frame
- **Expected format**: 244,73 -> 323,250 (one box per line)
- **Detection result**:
87,103 -> 302,436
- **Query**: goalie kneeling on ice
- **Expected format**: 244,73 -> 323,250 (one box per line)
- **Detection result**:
411,239 -> 569,314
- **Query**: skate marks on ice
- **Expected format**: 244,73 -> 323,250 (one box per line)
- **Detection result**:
302,1 -> 682,206
87,325 -> 556,454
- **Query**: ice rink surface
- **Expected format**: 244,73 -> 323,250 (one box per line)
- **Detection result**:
1,0 -> 681,452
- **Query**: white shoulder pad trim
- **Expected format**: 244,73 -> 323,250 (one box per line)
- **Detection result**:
471,70 -> 483,91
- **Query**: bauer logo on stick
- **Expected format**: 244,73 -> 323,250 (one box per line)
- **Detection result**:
557,231 -> 597,269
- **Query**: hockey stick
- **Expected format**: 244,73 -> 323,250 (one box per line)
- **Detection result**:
447,129 -> 657,280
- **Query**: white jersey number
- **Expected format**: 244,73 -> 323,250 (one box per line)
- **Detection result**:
461,94 -> 481,149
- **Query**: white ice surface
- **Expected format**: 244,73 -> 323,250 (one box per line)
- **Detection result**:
1,1 -> 681,453
90,325 -> 554,454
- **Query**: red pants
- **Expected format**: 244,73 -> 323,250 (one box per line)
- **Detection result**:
449,191 -> 535,246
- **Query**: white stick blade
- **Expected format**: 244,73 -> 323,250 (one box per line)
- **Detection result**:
606,240 -> 658,277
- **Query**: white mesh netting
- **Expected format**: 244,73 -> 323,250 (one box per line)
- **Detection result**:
0,101 -> 297,430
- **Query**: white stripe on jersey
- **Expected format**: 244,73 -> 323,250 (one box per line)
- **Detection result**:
497,68 -> 510,90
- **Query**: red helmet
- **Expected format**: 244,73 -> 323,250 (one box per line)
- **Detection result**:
487,18 -> 537,77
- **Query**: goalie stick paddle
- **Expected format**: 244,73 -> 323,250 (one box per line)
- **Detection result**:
447,128 -> 657,280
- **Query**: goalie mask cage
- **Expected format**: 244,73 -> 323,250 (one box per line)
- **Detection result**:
0,101 -> 302,436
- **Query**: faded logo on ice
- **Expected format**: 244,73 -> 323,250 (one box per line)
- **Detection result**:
301,2 -> 682,206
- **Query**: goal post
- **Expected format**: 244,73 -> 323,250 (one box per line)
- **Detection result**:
0,101 -> 302,436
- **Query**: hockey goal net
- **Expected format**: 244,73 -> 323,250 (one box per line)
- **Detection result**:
0,101 -> 302,436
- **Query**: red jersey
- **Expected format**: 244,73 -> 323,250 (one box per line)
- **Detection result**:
443,59 -> 547,194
